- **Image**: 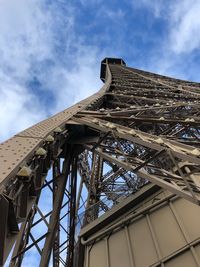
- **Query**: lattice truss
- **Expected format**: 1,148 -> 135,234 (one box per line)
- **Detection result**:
0,58 -> 200,266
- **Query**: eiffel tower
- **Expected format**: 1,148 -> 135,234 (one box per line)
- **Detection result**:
1,58 -> 200,267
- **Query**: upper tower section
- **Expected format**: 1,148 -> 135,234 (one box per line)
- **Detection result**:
100,57 -> 126,82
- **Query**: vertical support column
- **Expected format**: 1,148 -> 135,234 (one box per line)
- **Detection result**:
9,206 -> 36,267
52,159 -> 61,267
66,156 -> 77,267
39,152 -> 72,267
76,175 -> 83,213
85,153 -> 103,224
0,195 -> 9,266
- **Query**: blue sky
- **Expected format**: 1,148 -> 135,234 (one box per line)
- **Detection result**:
1,0 -> 200,142
2,0 -> 200,265
0,0 -> 200,141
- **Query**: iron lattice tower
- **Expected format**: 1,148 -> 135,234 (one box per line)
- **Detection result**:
0,58 -> 200,267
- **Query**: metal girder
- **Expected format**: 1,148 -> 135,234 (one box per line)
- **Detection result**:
65,156 -> 77,267
39,152 -> 71,267
73,116 -> 200,205
0,57 -> 200,266
0,61 -> 112,266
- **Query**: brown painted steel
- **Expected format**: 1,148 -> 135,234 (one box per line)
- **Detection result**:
0,57 -> 200,266
80,187 -> 200,267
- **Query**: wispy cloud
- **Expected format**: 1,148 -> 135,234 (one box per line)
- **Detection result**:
131,0 -> 168,18
130,0 -> 200,80
102,9 -> 125,21
168,0 -> 200,54
133,0 -> 200,55
1,1 -> 200,139
3,0 -> 200,265
0,0 -> 56,140
0,0 -> 104,141
0,70 -> 46,141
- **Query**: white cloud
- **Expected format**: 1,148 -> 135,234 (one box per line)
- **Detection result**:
0,0 -> 53,78
80,0 -> 103,6
48,50 -> 103,114
131,0 -> 167,18
132,0 -> 200,55
0,70 -> 46,141
0,0 -> 54,141
0,0 -> 104,142
169,0 -> 200,54
130,0 -> 200,81
103,9 -> 125,21
1,1 -> 198,139
2,0 -> 200,265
